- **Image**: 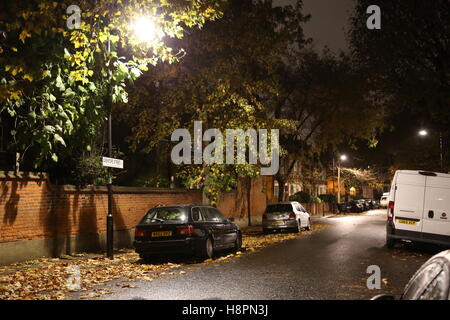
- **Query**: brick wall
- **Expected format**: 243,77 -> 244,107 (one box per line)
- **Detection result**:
0,172 -> 273,264
0,172 -> 202,244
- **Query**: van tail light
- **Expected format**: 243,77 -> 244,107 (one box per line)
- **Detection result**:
387,201 -> 395,221
177,225 -> 195,235
289,213 -> 296,220
135,228 -> 146,237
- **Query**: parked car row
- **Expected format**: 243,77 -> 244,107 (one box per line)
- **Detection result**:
337,199 -> 380,213
133,201 -> 312,262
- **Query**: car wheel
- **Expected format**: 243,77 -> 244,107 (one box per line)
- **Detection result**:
200,237 -> 214,260
306,218 -> 312,231
386,236 -> 396,248
293,220 -> 301,233
233,232 -> 242,252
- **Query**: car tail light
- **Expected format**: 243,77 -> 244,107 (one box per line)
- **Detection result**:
177,225 -> 195,235
387,201 -> 394,221
135,228 -> 146,237
289,213 -> 296,219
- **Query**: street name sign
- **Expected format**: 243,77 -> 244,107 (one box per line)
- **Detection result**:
102,157 -> 124,169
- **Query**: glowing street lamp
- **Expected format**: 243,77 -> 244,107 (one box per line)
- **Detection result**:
132,16 -> 162,44
418,128 -> 444,171
105,16 -> 163,259
337,154 -> 348,204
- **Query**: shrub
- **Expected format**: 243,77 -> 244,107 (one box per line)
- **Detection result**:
289,191 -> 312,203
318,194 -> 337,203
312,196 -> 322,204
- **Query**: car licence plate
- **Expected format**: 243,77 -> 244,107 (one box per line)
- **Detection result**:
272,221 -> 284,226
397,219 -> 417,226
151,231 -> 172,237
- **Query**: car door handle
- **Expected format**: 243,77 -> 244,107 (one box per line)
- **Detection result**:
428,210 -> 434,219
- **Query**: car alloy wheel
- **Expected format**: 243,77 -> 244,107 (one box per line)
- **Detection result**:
234,232 -> 242,251
205,237 -> 214,259
306,218 -> 312,231
294,220 -> 301,233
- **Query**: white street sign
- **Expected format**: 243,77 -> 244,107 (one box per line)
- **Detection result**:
102,157 -> 123,169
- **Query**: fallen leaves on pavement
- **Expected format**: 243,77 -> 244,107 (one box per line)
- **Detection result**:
0,222 -> 329,300
0,251 -> 181,300
242,223 -> 329,252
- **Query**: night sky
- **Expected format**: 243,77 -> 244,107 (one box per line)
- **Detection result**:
274,0 -> 356,52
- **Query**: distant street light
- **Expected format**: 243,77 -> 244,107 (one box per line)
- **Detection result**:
333,154 -> 348,204
418,128 -> 443,171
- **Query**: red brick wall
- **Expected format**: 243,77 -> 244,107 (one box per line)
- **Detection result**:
0,172 -> 202,244
1,173 -> 274,246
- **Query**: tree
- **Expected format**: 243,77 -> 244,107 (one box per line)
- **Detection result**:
0,0 -> 224,174
350,0 -> 450,126
118,0 -> 310,204
272,50 -> 385,201
350,0 -> 450,173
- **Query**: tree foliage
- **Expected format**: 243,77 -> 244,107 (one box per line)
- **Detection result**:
118,0 -> 310,203
272,49 -> 385,201
350,0 -> 450,124
0,0 -> 224,168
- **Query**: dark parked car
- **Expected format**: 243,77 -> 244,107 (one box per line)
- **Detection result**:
372,250 -> 450,300
134,205 -> 242,261
337,200 -> 364,213
357,199 -> 371,211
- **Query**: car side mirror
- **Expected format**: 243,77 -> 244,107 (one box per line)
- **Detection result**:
227,217 -> 235,222
370,294 -> 395,300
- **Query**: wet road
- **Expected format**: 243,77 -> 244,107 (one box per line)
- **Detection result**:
92,210 -> 442,300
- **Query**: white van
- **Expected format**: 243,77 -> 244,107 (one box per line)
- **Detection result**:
386,170 -> 450,248
380,192 -> 389,208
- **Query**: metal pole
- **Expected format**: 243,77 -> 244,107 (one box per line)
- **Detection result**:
337,165 -> 341,204
439,131 -> 443,171
247,177 -> 252,226
106,38 -> 114,259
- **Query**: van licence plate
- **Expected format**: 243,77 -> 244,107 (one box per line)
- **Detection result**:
397,219 -> 416,226
272,221 -> 284,226
151,231 -> 172,237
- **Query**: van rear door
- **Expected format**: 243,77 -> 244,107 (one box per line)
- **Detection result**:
393,172 -> 425,234
422,175 -> 450,240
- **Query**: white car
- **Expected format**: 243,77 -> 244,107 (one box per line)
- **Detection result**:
373,249 -> 450,300
262,201 -> 311,234
386,170 -> 450,248
380,192 -> 389,208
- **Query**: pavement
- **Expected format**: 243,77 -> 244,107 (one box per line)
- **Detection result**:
70,210 -> 445,300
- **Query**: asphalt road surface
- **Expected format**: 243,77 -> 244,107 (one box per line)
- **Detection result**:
80,210 -> 445,300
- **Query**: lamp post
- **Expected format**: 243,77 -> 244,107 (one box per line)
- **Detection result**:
337,154 -> 347,204
105,16 -> 161,259
418,129 -> 444,171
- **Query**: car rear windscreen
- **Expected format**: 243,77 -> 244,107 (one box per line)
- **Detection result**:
265,204 -> 293,213
140,207 -> 187,224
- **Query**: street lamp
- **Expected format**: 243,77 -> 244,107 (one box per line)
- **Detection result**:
418,128 -> 443,171
132,16 -> 162,44
337,154 -> 347,204
105,16 -> 161,259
